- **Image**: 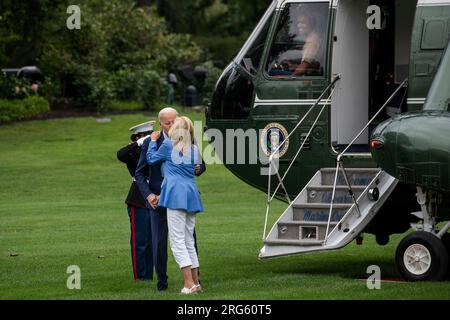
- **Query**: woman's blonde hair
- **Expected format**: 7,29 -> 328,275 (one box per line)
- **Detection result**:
169,116 -> 194,155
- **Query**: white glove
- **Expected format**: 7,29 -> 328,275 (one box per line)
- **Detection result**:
136,135 -> 150,147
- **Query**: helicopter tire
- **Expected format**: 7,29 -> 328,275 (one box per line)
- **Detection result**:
442,233 -> 450,253
395,231 -> 449,282
441,233 -> 450,278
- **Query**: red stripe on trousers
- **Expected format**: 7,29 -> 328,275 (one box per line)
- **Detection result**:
131,207 -> 138,281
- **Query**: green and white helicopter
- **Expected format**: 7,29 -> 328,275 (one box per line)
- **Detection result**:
205,0 -> 450,281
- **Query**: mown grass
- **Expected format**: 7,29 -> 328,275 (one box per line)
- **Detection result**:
0,110 -> 450,300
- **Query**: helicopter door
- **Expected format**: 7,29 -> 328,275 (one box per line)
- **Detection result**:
332,0 -> 418,150
331,0 -> 370,148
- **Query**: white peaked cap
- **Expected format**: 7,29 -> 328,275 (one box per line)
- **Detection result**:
129,121 -> 155,134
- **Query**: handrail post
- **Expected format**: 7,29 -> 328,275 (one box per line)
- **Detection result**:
324,162 -> 340,244
339,161 -> 361,217
263,160 -> 273,240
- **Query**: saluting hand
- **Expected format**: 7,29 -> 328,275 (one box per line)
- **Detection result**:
136,135 -> 150,147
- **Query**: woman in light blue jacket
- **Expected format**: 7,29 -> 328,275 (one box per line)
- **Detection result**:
147,116 -> 203,294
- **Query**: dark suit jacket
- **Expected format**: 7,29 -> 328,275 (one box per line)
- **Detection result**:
135,134 -> 206,208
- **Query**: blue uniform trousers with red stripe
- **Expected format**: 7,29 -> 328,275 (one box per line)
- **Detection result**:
127,206 -> 153,280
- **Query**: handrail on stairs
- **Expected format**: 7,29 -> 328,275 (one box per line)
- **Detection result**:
263,75 -> 341,240
323,79 -> 409,244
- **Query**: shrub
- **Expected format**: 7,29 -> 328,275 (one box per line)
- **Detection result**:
90,77 -> 115,115
0,96 -> 50,122
193,35 -> 246,66
0,100 -> 20,122
22,96 -> 50,114
72,66 -> 114,114
35,1 -> 202,109
0,73 -> 19,99
111,69 -> 141,102
199,61 -> 224,102
110,100 -> 142,111
0,72 -> 54,102
137,70 -> 168,110
111,68 -> 168,110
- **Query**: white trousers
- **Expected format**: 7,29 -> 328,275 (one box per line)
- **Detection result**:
167,208 -> 199,269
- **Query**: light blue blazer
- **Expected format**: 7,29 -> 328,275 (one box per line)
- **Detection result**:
146,139 -> 203,213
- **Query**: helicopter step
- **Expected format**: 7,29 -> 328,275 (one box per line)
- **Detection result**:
293,203 -> 352,221
276,221 -> 338,243
320,168 -> 380,186
260,168 -> 398,259
306,186 -> 366,204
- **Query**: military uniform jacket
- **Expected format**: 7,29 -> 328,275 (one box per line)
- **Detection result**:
117,142 -> 147,208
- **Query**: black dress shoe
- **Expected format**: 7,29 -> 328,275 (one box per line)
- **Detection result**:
157,282 -> 168,291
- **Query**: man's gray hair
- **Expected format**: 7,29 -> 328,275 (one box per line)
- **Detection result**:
158,107 -> 178,121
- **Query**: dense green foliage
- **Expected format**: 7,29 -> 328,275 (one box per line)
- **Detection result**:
1,114 -> 450,299
0,96 -> 50,122
0,73 -> 19,100
0,71 -> 52,121
0,0 -> 210,112
156,0 -> 271,64
0,0 -> 270,113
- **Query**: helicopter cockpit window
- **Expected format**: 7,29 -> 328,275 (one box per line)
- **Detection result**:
266,3 -> 328,78
240,13 -> 273,75
210,67 -> 254,120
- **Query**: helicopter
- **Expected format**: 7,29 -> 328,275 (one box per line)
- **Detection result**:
205,0 -> 450,281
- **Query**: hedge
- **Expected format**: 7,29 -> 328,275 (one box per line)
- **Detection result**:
0,96 -> 50,123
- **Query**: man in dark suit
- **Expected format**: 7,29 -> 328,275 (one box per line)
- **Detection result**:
135,108 -> 205,291
117,121 -> 154,281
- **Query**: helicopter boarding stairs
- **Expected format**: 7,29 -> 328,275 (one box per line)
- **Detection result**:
259,168 -> 398,258
259,77 -> 406,259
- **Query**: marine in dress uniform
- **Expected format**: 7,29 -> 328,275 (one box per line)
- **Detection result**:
117,121 -> 155,281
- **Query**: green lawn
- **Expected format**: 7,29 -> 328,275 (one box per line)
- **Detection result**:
1,110 -> 450,300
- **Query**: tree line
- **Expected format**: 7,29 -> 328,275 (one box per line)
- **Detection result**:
0,0 -> 269,114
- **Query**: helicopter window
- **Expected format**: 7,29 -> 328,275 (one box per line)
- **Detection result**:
211,68 -> 254,120
421,19 -> 447,50
240,13 -> 274,75
266,3 -> 329,78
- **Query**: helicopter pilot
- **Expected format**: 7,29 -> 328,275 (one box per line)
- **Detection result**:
293,14 -> 322,76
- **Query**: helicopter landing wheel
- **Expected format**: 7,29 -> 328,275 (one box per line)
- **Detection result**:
442,233 -> 450,254
395,231 -> 449,282
441,233 -> 450,278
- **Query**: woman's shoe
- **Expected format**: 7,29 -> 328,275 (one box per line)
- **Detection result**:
194,284 -> 202,293
180,285 -> 198,294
